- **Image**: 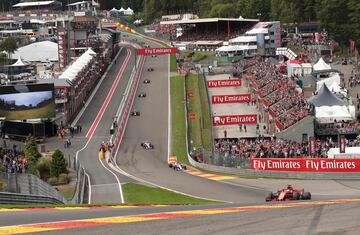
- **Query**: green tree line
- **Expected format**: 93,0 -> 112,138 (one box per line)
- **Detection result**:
2,0 -> 360,46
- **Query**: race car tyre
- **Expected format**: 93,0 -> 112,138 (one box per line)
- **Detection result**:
293,192 -> 300,200
302,192 -> 311,200
265,192 -> 274,201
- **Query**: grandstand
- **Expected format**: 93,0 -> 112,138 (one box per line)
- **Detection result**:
151,15 -> 258,50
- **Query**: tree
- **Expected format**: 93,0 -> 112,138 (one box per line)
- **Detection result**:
0,37 -> 17,65
24,135 -> 42,163
50,149 -> 67,178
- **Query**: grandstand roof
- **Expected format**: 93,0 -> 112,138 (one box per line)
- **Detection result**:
12,1 -> 59,8
160,17 -> 259,25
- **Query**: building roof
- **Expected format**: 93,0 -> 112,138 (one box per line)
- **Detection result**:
12,1 -> 58,8
11,41 -> 58,62
59,48 -> 96,82
67,1 -> 90,6
160,17 -> 259,25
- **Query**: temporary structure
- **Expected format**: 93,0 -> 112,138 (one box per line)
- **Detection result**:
316,73 -> 340,91
313,57 -> 331,71
309,84 -> 344,107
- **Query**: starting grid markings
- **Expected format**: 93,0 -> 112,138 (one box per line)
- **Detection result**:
185,169 -> 235,181
1,199 -> 360,234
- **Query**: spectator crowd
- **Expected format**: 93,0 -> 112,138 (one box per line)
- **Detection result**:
1,147 -> 27,174
246,59 -> 311,130
348,68 -> 360,87
214,137 -> 360,159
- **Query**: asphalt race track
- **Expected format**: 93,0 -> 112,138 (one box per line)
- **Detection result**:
0,34 -> 359,234
75,46 -> 136,204
1,200 -> 360,234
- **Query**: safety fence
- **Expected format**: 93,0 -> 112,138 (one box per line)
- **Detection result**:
71,157 -> 90,204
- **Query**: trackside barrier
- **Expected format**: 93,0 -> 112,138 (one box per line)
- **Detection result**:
111,55 -> 145,151
0,171 -> 66,204
0,192 -> 63,204
186,156 -> 360,180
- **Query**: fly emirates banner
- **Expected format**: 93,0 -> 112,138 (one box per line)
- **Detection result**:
251,158 -> 360,172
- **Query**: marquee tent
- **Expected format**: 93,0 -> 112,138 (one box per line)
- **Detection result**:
11,57 -> 27,67
11,41 -> 58,62
309,84 -> 344,107
59,48 -> 96,82
315,105 -> 353,123
316,73 -> 340,91
313,57 -> 331,71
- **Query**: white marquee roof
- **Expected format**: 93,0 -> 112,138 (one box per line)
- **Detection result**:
313,57 -> 331,71
12,1 -> 56,8
59,48 -> 96,82
11,41 -> 58,62
316,73 -> 340,91
216,45 -> 257,52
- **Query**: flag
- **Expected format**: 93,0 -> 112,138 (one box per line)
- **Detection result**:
350,40 -> 355,52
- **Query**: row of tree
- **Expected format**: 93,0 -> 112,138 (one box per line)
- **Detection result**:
25,136 -> 68,185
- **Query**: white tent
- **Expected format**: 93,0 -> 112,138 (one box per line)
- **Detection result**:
11,41 -> 58,62
327,82 -> 347,96
59,49 -> 96,82
315,105 -> 353,123
316,73 -> 340,91
216,45 -> 256,52
110,7 -> 118,12
313,57 -> 331,71
328,147 -> 360,158
11,57 -> 27,67
123,7 -> 134,15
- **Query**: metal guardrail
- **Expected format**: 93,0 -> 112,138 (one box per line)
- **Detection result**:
0,171 -> 66,204
0,192 -> 63,204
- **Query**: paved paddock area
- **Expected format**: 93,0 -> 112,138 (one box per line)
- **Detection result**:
206,74 -> 268,139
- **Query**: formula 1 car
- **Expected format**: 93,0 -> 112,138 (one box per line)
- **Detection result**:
168,162 -> 187,171
138,92 -> 146,98
130,110 -> 140,116
151,54 -> 157,58
143,79 -> 151,84
265,185 -> 311,202
141,141 -> 154,149
147,68 -> 154,72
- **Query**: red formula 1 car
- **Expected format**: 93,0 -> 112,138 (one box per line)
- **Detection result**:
265,185 -> 311,202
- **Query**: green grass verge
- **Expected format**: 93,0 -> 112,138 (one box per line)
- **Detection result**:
57,186 -> 75,201
171,75 -> 188,164
187,74 -> 202,149
170,54 -> 177,72
198,74 -> 212,154
123,183 -> 219,205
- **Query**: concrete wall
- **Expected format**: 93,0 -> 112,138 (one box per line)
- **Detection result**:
275,116 -> 315,142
